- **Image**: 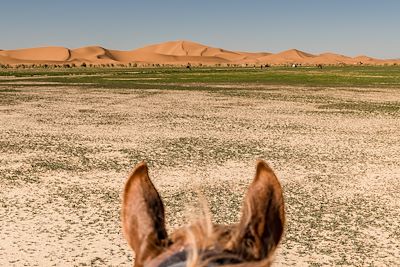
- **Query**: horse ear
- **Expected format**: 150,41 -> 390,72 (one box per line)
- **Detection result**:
234,160 -> 285,261
122,162 -> 168,267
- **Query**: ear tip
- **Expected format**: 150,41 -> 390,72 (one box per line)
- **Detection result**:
129,161 -> 149,178
124,161 -> 150,200
256,159 -> 274,173
135,160 -> 148,170
136,161 -> 148,170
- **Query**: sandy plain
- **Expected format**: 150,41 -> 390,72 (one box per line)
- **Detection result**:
0,80 -> 399,266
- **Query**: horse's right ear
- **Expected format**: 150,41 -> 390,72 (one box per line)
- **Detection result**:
121,162 -> 168,267
233,160 -> 285,261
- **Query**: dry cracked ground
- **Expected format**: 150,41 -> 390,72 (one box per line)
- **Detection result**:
0,84 -> 399,266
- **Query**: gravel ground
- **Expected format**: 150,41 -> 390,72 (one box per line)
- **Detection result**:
0,85 -> 399,266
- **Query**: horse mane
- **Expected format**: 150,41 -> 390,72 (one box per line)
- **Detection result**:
172,197 -> 279,267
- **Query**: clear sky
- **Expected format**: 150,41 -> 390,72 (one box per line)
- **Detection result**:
1,0 -> 399,59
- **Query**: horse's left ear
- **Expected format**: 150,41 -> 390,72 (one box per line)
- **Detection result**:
122,162 -> 168,267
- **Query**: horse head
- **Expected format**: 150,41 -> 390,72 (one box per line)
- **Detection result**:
122,160 -> 285,267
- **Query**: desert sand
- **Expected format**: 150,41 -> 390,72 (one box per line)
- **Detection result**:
1,40 -> 399,66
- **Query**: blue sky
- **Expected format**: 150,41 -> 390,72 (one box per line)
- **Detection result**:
1,0 -> 399,58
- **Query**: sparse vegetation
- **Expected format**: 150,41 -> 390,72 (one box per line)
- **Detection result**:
1,65 -> 400,88
0,68 -> 399,266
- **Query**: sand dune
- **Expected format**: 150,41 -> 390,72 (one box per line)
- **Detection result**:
0,46 -> 70,63
70,46 -> 115,63
257,49 -> 315,64
126,40 -> 252,64
0,40 -> 398,66
308,53 -> 354,65
353,55 -> 385,64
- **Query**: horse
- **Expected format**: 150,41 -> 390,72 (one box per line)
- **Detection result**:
122,160 -> 285,267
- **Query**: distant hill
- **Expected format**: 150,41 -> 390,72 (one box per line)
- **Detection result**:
0,40 -> 398,66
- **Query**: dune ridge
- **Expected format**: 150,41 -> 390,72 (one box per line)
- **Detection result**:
0,40 -> 399,66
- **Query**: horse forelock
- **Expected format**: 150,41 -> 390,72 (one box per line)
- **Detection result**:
157,248 -> 244,267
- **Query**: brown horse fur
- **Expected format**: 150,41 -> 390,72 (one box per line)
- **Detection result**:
121,160 -> 285,267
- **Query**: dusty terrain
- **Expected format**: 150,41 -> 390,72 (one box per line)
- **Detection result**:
1,40 -> 399,66
0,81 -> 399,266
